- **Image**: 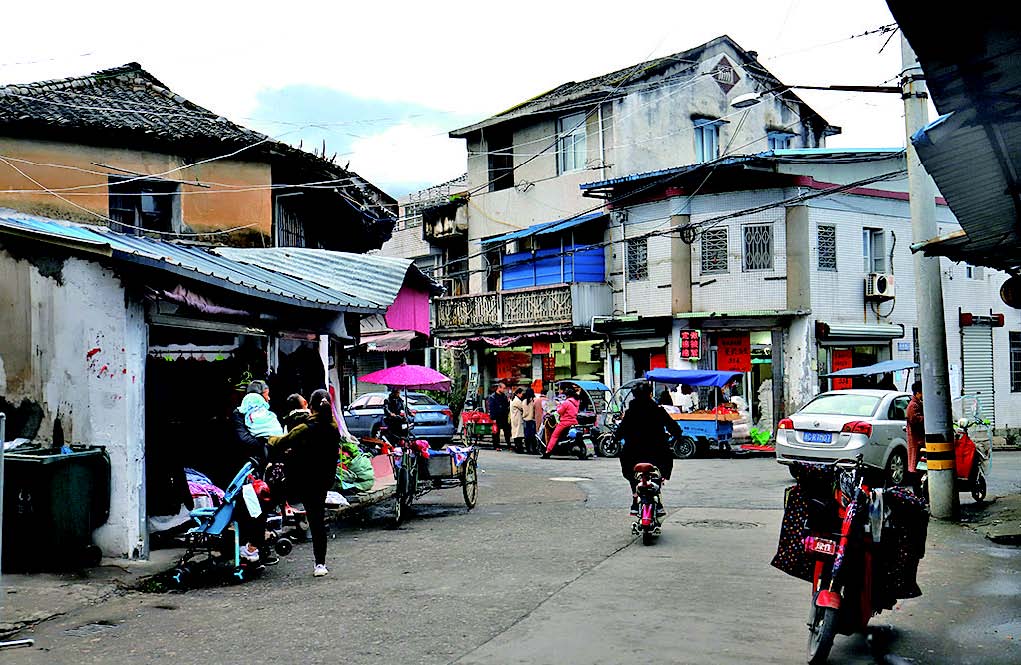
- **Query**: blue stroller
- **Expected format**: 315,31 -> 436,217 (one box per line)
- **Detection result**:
171,461 -> 264,588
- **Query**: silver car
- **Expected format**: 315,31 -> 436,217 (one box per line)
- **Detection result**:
774,389 -> 910,485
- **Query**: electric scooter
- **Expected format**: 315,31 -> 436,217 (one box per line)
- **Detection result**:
631,462 -> 663,545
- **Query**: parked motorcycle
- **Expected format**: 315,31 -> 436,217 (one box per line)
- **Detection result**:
630,462 -> 663,545
918,415 -> 991,502
595,415 -> 621,457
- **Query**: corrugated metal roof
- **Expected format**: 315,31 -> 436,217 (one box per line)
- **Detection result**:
0,212 -> 381,312
214,247 -> 416,310
480,211 -> 607,246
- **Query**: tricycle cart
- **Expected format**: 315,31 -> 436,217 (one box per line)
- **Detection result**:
389,444 -> 479,525
461,410 -> 495,447
555,379 -> 611,456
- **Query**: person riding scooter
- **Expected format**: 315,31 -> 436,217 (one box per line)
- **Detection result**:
542,386 -> 581,458
614,380 -> 684,516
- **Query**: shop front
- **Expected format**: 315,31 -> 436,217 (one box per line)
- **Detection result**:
814,322 -> 904,392
484,338 -> 604,392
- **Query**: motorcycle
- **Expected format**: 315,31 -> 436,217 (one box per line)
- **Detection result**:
537,411 -> 591,459
918,415 -> 990,502
630,462 -> 663,545
595,414 -> 622,457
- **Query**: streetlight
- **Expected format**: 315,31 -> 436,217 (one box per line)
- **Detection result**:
730,84 -> 901,109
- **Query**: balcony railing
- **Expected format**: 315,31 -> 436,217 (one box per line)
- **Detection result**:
434,283 -> 610,333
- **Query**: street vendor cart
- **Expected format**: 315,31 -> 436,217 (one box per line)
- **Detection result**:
607,369 -> 744,459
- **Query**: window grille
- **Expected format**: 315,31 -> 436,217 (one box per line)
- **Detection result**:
742,224 -> 773,271
700,227 -> 728,274
818,225 -> 837,271
1011,332 -> 1021,393
626,237 -> 648,281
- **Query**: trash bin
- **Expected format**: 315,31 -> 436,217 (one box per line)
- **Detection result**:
1,445 -> 111,572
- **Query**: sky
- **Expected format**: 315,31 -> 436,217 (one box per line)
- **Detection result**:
1,1 -> 911,198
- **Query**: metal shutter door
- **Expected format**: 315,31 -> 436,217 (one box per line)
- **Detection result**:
962,326 -> 995,424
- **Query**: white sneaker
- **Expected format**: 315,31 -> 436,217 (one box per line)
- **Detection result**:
239,544 -> 260,563
313,564 -> 329,577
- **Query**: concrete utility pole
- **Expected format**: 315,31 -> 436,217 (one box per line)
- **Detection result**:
901,35 -> 958,520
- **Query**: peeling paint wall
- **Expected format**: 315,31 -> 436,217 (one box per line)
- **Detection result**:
0,245 -> 147,559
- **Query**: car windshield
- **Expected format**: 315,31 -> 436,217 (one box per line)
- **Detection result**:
800,393 -> 881,417
407,394 -> 438,406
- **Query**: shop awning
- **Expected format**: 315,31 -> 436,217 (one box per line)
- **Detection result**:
618,338 -> 666,350
361,330 -> 417,352
480,211 -> 607,246
0,213 -> 382,313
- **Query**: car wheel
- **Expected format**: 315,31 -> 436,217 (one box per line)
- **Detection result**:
885,449 -> 907,487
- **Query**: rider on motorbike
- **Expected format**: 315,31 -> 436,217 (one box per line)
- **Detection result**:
614,381 -> 684,516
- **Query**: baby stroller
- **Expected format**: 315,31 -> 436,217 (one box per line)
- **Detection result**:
171,460 -> 290,588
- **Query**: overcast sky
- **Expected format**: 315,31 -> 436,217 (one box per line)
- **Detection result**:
2,1 -> 910,197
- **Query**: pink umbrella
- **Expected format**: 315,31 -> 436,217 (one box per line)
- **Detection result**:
358,363 -> 452,391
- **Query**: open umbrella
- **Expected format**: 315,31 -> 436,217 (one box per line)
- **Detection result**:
358,363 -> 452,392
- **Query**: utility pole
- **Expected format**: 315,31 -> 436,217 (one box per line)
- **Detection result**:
901,35 -> 958,520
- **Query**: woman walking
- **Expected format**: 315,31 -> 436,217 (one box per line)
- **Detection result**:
510,387 -> 526,453
521,388 -> 537,454
269,388 -> 340,577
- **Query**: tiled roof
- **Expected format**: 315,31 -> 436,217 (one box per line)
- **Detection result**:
0,63 -> 396,214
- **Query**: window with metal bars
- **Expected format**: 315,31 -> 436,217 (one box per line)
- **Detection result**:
742,224 -> 773,271
818,225 -> 837,271
700,227 -> 728,274
626,237 -> 648,281
1010,332 -> 1021,392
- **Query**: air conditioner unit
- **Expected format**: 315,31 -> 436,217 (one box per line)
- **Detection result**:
864,273 -> 895,301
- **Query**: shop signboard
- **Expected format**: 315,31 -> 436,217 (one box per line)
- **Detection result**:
496,351 -> 530,383
679,330 -> 701,360
716,334 -> 751,372
532,341 -> 552,355
542,355 -> 557,383
831,349 -> 854,390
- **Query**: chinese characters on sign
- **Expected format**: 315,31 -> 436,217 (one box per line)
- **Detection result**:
831,349 -> 854,390
716,334 -> 751,372
680,330 -> 701,360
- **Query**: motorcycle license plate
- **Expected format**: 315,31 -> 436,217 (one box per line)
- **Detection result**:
803,431 -> 832,444
809,538 -> 837,555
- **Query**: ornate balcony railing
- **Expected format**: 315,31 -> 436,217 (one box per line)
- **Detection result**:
435,283 -> 610,333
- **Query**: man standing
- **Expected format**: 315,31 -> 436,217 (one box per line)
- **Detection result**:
906,380 -> 925,489
487,383 -> 511,450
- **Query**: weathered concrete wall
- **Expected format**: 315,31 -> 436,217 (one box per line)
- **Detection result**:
0,245 -> 147,558
0,137 -> 272,244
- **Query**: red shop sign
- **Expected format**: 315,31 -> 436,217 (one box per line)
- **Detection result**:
716,334 -> 751,372
831,349 -> 854,390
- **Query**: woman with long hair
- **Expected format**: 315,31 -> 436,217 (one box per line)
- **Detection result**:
269,388 -> 340,577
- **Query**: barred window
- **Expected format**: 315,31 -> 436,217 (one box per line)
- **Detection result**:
700,228 -> 728,274
742,224 -> 773,271
1011,332 -> 1021,393
626,237 -> 648,281
818,225 -> 837,271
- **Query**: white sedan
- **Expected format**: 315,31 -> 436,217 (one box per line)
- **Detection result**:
774,389 -> 911,485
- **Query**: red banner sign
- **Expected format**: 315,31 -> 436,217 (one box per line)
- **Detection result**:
716,334 -> 751,372
831,349 -> 854,390
531,342 -> 551,355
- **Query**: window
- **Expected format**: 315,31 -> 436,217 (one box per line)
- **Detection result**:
767,131 -> 794,151
888,396 -> 910,421
626,237 -> 648,281
694,119 -> 721,163
818,225 -> 837,271
1011,332 -> 1021,392
557,112 -> 587,173
275,194 -> 306,248
488,131 -> 514,191
701,227 -> 728,274
108,176 -> 179,235
862,228 -> 886,273
965,263 -> 985,280
742,224 -> 773,271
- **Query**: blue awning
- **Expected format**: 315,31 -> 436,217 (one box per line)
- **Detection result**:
820,360 -> 918,379
557,379 -> 611,393
480,211 -> 606,246
644,368 -> 743,387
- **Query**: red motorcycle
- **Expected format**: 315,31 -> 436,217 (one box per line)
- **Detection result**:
773,456 -> 928,664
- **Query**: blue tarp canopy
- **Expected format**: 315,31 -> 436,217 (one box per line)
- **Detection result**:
644,369 -> 743,387
480,211 -> 606,246
557,379 -> 610,392
820,359 -> 918,379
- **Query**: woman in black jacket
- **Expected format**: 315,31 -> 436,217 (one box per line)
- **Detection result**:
269,388 -> 341,577
615,381 -> 684,515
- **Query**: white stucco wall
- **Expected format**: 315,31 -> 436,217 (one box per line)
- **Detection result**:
0,248 -> 147,559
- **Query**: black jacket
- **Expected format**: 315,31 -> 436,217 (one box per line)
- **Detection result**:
231,409 -> 269,465
615,398 -> 683,481
269,412 -> 341,494
487,391 -> 510,420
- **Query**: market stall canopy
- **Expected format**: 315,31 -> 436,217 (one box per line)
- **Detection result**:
557,380 -> 611,392
358,363 -> 452,391
820,359 -> 918,379
644,369 -> 743,387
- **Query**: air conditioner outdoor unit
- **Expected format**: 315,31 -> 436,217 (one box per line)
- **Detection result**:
865,273 -> 895,301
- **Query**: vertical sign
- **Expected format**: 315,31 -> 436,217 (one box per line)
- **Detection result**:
831,349 -> 854,390
679,330 -> 701,360
716,334 -> 751,372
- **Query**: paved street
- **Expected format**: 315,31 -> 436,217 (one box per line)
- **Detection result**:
9,451 -> 1021,665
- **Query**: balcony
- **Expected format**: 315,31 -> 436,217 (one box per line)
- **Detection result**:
434,283 -> 612,335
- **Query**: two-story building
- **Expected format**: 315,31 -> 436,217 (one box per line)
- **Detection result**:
0,63 -> 435,562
